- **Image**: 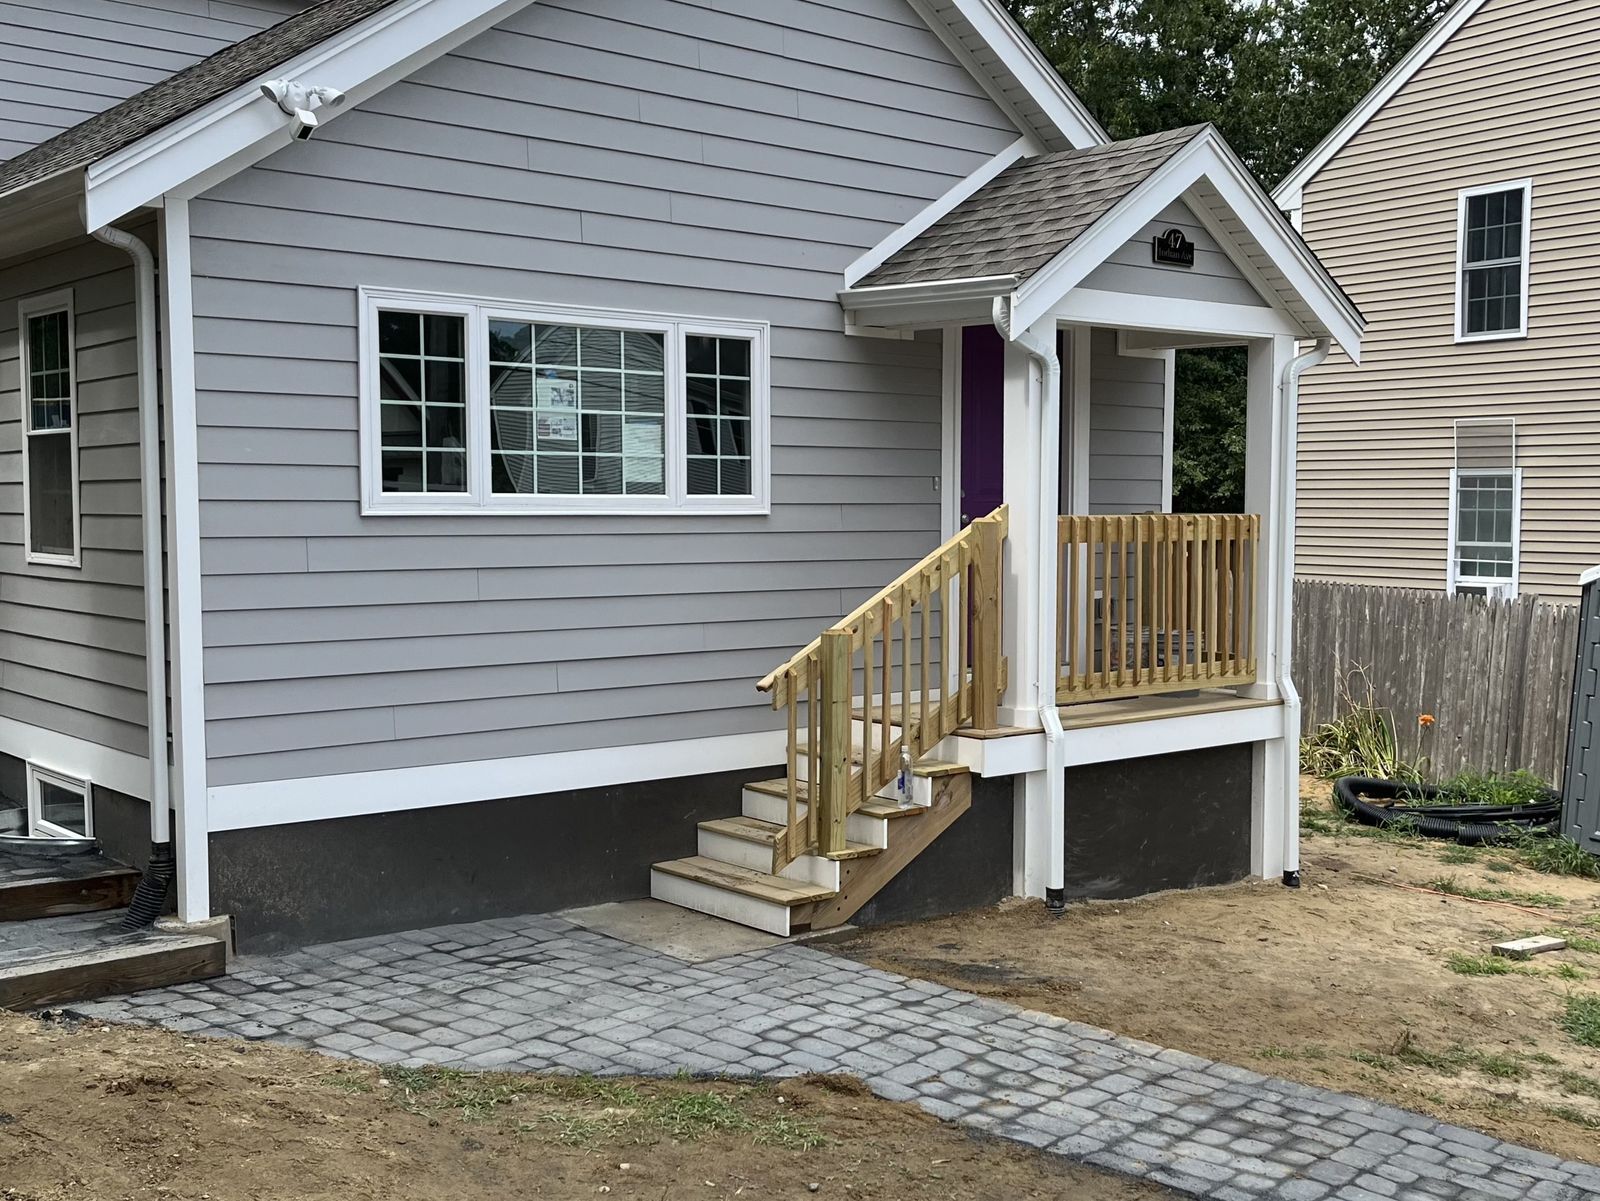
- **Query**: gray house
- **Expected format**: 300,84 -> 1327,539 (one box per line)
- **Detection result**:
0,0 -> 1361,950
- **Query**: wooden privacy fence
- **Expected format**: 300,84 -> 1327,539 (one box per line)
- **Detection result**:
1058,513 -> 1261,704
756,506 -> 1008,866
1294,580 -> 1580,784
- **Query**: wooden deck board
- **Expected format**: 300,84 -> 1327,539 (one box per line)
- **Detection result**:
651,857 -> 837,905
1057,689 -> 1280,730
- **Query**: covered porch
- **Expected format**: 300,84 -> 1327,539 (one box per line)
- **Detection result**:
836,123 -> 1364,897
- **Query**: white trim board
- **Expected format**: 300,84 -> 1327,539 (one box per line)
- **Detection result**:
1272,0 -> 1490,211
1453,178 -> 1533,344
207,730 -> 790,831
0,715 -> 150,801
1060,702 -> 1286,768
1580,564 -> 1600,588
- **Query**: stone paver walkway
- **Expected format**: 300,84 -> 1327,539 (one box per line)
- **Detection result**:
69,912 -> 1600,1201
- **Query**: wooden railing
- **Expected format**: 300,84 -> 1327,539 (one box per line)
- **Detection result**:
756,506 -> 1008,866
1057,513 -> 1260,704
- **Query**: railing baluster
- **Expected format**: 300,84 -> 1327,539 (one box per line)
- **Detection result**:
1132,514 -> 1145,690
957,543 -> 970,723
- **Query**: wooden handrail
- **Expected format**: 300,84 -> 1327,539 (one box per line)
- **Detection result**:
1058,513 -> 1259,704
757,506 -> 1008,865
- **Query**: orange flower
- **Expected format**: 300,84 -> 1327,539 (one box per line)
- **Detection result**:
1418,714 -> 1436,728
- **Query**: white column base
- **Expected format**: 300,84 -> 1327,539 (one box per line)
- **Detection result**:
1013,769 -> 1054,898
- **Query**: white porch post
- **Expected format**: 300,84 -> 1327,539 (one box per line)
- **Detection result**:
1243,334 -> 1300,882
998,318 -> 1061,899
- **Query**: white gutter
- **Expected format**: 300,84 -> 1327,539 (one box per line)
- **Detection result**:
1275,337 -> 1329,886
994,298 -> 1067,907
89,221 -> 171,849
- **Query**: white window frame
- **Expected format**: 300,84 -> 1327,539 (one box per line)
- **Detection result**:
26,762 -> 92,839
1446,469 -> 1521,600
358,288 -> 771,516
17,288 -> 81,567
1454,179 -> 1533,344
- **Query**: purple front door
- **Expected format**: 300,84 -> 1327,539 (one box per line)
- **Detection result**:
960,325 -> 1005,526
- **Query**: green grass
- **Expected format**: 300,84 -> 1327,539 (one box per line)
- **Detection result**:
1543,1103 -> 1600,1131
378,1067 -> 827,1150
1552,963 -> 1586,982
1353,1031 -> 1527,1080
1555,1070 -> 1600,1102
1447,952 -> 1516,977
323,1070 -> 373,1094
1515,835 -> 1600,880
1425,875 -> 1565,909
1561,996 -> 1600,1049
1557,932 -> 1600,955
1430,769 -> 1551,808
1438,845 -> 1483,865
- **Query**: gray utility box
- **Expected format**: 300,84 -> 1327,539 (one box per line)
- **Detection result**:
1563,567 -> 1600,854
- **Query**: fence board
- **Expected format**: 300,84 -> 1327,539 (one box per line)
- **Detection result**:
1295,580 -> 1580,785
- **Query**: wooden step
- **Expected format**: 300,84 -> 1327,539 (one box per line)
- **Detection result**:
746,778 -> 925,820
0,932 -> 225,1011
649,856 -> 836,937
700,817 -> 880,860
0,865 -> 139,922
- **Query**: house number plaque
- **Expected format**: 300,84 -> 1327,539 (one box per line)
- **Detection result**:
1152,227 -> 1195,268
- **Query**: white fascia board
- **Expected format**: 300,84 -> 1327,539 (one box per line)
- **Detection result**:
1581,564 -> 1600,588
1011,132 -> 1363,361
1051,289 -> 1301,340
845,136 -> 1035,289
1271,0 -> 1489,211
84,0 -> 534,229
1061,702 -> 1285,767
208,730 -> 789,831
839,274 -> 1019,311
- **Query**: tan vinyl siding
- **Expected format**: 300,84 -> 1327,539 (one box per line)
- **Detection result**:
1296,0 -> 1600,601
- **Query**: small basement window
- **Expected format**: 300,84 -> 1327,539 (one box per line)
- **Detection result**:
27,763 -> 91,839
361,290 -> 769,514
17,289 -> 80,565
1457,181 -> 1532,341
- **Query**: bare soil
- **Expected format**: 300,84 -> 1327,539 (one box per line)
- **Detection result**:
0,1010 -> 1175,1201
832,777 -> 1600,1165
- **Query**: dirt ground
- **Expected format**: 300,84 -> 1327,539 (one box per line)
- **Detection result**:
0,1011 -> 1176,1201
834,777 -> 1600,1165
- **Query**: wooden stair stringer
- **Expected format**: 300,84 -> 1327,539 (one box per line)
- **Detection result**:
805,771 -> 972,932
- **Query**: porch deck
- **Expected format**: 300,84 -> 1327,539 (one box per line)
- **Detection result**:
1057,688 -> 1279,731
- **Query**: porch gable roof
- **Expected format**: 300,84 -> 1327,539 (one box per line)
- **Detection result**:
843,123 -> 1366,362
859,125 -> 1202,289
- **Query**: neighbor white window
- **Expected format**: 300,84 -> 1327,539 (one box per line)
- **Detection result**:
1448,418 -> 1520,597
17,289 -> 80,565
360,290 -> 769,514
1456,180 -> 1532,342
26,763 -> 91,839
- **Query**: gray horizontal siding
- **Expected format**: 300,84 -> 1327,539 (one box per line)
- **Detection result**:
1081,199 -> 1268,307
0,0 -> 305,160
190,0 -> 1020,787
1087,327 -> 1168,514
0,234 -> 148,756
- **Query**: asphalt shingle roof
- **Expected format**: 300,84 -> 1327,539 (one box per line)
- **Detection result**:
860,125 -> 1208,289
0,0 -> 402,200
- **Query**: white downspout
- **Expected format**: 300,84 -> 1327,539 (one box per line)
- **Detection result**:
994,299 -> 1067,908
89,222 -> 172,856
1275,337 -> 1329,886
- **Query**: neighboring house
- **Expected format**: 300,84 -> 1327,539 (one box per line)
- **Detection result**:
0,0 -> 1361,951
1275,0 -> 1599,602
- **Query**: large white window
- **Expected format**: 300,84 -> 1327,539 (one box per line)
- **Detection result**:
1448,418 -> 1520,598
1455,180 -> 1532,342
359,289 -> 770,514
17,289 -> 80,566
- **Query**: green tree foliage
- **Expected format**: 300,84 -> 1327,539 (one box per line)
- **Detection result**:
1003,0 -> 1451,510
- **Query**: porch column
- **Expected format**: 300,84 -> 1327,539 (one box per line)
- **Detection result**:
1242,334 -> 1300,881
997,317 -> 1061,899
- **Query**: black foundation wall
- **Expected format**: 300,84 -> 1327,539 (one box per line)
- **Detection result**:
1063,743 -> 1253,900
852,773 -> 1014,927
210,765 -> 783,953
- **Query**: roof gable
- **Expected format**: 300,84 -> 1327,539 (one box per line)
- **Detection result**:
861,126 -> 1200,288
1272,0 -> 1490,212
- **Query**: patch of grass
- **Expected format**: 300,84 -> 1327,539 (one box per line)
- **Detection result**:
324,1070 -> 373,1094
1425,875 -> 1564,909
1561,996 -> 1600,1049
1515,835 -> 1600,881
1431,769 -> 1551,808
1551,963 -> 1586,982
1258,1045 -> 1330,1062
384,1068 -> 826,1150
1350,1050 -> 1397,1072
1555,1071 -> 1600,1102
1556,932 -> 1600,955
1363,1032 -> 1528,1080
1543,1103 -> 1600,1131
1300,667 -> 1425,782
1447,953 -> 1516,977
1439,845 -> 1482,865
